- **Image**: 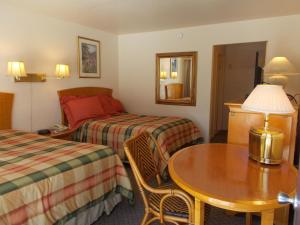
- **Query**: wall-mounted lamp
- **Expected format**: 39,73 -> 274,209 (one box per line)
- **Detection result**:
7,61 -> 27,80
7,61 -> 71,82
160,71 -> 167,80
7,61 -> 46,82
264,56 -> 298,88
55,64 -> 70,79
171,71 -> 178,79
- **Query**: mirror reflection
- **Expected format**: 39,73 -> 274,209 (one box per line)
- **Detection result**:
156,52 -> 197,106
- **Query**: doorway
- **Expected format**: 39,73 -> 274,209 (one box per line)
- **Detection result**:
210,41 -> 267,142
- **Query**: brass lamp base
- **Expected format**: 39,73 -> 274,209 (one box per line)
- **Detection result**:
249,127 -> 284,165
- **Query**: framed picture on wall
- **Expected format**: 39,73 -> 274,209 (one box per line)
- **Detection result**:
78,36 -> 101,78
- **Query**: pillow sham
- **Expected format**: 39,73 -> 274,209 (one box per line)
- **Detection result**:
62,96 -> 107,129
97,94 -> 118,115
97,94 -> 126,114
60,95 -> 80,105
111,98 -> 125,113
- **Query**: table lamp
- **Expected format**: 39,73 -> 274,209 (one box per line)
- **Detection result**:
242,84 -> 295,164
264,57 -> 297,88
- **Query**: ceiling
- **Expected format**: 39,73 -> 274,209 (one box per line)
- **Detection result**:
3,0 -> 300,34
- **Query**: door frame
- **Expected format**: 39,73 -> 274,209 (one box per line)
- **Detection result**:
209,41 -> 268,141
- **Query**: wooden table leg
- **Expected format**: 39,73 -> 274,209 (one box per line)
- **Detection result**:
261,209 -> 275,225
195,198 -> 205,225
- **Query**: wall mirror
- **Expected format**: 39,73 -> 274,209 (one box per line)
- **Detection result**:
156,51 -> 197,106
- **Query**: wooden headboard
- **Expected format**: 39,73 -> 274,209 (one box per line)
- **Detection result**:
57,87 -> 113,125
0,92 -> 14,130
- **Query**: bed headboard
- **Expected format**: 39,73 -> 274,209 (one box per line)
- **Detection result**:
0,92 -> 14,130
57,87 -> 113,126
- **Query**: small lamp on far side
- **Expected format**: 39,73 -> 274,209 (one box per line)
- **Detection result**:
264,57 -> 297,88
55,64 -> 70,79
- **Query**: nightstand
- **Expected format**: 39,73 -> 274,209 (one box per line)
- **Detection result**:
42,129 -> 74,140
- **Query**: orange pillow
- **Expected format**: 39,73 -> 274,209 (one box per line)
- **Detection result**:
111,98 -> 125,113
97,94 -> 118,115
64,96 -> 106,129
60,95 -> 79,105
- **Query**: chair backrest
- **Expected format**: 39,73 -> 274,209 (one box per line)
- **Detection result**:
124,132 -> 160,186
165,83 -> 183,99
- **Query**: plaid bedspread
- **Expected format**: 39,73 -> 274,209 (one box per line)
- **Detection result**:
0,130 -> 132,225
73,113 -> 202,171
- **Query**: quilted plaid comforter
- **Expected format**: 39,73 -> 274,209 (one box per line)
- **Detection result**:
0,130 -> 132,225
73,113 -> 202,171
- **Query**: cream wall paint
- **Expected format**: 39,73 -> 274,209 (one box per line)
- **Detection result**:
0,3 -> 119,131
118,15 -> 300,141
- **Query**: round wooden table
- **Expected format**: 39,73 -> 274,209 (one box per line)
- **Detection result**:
168,144 -> 298,225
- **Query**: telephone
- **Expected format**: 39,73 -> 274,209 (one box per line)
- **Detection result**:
51,124 -> 68,132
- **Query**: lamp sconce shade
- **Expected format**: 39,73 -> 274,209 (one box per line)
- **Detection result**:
55,64 -> 70,79
7,62 -> 27,79
242,84 -> 295,115
171,71 -> 178,79
264,56 -> 299,87
264,57 -> 297,75
160,71 -> 167,80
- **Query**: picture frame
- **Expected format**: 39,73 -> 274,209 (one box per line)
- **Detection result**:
78,36 -> 101,78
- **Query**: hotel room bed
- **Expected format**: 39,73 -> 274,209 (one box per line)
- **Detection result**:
0,130 -> 132,225
58,87 -> 203,174
58,87 -> 203,172
72,113 -> 202,168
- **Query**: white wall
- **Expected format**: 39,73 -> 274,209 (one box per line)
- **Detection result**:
118,15 -> 300,141
0,3 -> 119,131
1,4 -> 299,141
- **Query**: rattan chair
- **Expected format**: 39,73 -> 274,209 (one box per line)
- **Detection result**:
124,131 -> 194,225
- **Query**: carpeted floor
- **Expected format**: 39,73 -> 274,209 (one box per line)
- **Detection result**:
210,130 -> 228,143
93,166 -> 262,225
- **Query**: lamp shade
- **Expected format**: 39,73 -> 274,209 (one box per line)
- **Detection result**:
264,57 -> 297,75
242,85 -> 295,115
160,71 -> 167,79
55,64 -> 70,78
171,71 -> 178,79
7,61 -> 27,78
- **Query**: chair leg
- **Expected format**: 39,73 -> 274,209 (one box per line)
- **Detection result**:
204,205 -> 211,225
246,213 -> 252,225
141,211 -> 150,225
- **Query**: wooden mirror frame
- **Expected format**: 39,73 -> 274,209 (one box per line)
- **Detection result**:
155,51 -> 197,106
